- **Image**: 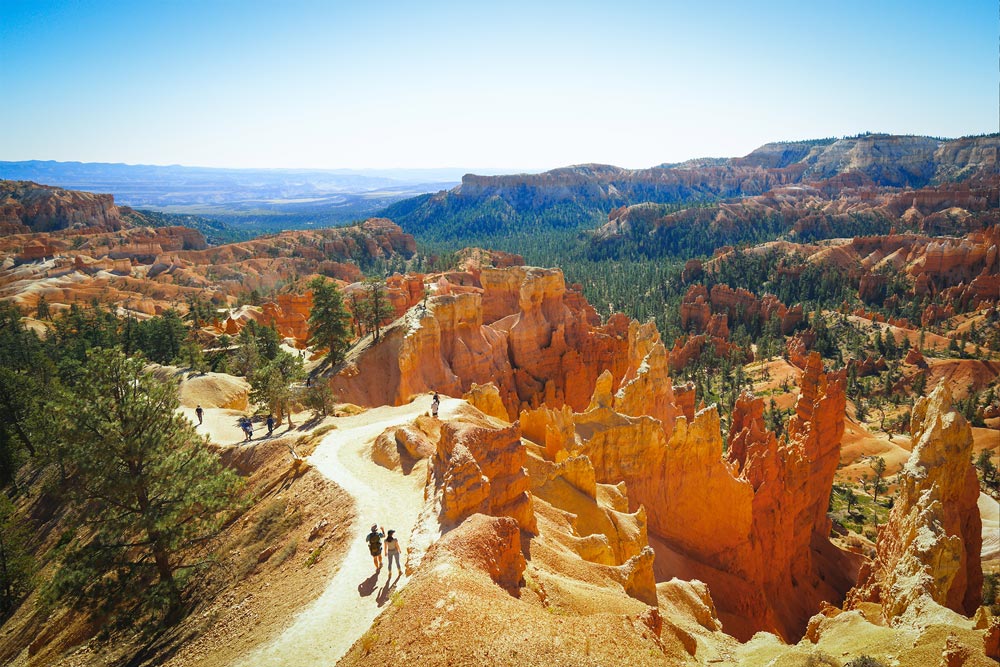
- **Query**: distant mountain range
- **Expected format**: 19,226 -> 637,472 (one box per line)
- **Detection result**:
383,134 -> 1000,247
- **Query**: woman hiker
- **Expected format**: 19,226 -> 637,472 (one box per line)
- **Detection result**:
385,529 -> 402,577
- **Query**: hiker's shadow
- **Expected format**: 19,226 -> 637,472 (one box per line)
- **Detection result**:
357,571 -> 379,598
376,573 -> 402,607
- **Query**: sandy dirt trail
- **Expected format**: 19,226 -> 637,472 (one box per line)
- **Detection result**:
179,406 -> 251,446
233,394 -> 447,667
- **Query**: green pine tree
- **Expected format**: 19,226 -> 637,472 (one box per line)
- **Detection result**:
362,279 -> 391,342
249,350 -> 304,429
34,295 -> 50,320
307,277 -> 353,366
48,349 -> 243,621
0,494 -> 35,619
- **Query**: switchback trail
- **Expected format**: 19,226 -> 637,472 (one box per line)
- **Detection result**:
233,395 -> 449,666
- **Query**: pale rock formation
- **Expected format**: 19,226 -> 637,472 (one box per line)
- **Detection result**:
848,383 -> 983,622
176,371 -> 250,410
531,453 -> 648,568
611,546 -> 658,606
462,382 -> 510,422
371,423 -> 435,471
519,403 -> 575,462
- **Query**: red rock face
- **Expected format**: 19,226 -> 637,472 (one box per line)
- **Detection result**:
679,285 -> 711,332
904,346 -> 928,368
1,180 -> 123,233
668,333 -> 749,372
680,283 -> 802,338
671,353 -> 853,641
261,292 -> 313,344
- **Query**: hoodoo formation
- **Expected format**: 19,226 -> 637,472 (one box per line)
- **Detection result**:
849,383 -> 983,620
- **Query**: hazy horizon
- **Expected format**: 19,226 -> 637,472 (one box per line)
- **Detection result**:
6,127 -> 997,176
3,1 -> 996,170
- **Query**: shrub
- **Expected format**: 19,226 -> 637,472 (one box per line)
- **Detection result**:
844,656 -> 887,667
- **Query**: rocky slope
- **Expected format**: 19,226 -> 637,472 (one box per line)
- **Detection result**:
591,170 -> 999,256
735,134 -> 998,186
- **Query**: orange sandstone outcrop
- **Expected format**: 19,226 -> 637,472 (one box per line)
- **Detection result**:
260,292 -> 313,344
904,346 -> 928,368
520,402 -> 576,462
568,351 -> 854,641
332,267 -> 637,418
679,283 -> 802,336
430,514 -> 526,593
848,383 -> 983,622
432,419 -> 536,534
332,266 -> 858,639
668,333 -> 749,371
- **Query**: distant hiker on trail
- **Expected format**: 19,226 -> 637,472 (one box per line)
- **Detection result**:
196,405 -> 203,425
240,416 -> 253,442
266,414 -> 275,436
431,392 -> 440,418
385,529 -> 402,577
367,524 -> 385,570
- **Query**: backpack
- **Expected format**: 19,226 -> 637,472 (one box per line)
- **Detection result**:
367,531 -> 382,550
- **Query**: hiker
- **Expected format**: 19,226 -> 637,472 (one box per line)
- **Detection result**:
196,405 -> 204,425
385,529 -> 402,577
431,392 -> 440,418
266,414 -> 275,436
366,524 -> 385,570
240,416 -> 253,442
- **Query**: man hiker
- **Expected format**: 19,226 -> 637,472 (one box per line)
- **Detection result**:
266,414 -> 275,436
196,405 -> 204,425
431,392 -> 440,418
367,524 -> 385,570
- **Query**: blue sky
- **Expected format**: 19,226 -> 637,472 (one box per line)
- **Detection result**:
1,0 -> 996,169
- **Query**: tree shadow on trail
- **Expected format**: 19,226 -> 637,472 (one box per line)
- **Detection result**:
358,571 -> 379,597
376,573 -> 402,607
